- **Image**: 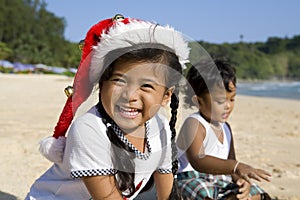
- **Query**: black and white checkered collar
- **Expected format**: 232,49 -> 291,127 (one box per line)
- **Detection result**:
108,120 -> 152,160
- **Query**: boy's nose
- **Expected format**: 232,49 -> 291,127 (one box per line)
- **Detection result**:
224,101 -> 231,109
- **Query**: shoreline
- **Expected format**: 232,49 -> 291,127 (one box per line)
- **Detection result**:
0,74 -> 299,199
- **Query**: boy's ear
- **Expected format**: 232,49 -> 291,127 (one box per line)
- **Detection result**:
161,86 -> 175,106
192,95 -> 201,108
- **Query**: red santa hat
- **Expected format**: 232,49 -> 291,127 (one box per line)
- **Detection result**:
39,14 -> 190,163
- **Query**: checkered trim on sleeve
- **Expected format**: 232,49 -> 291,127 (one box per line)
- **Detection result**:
71,168 -> 117,179
157,168 -> 172,174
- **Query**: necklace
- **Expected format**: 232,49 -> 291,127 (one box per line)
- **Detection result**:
210,123 -> 222,131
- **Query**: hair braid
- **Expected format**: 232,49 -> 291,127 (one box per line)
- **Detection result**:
168,86 -> 182,200
169,87 -> 180,175
96,102 -> 136,198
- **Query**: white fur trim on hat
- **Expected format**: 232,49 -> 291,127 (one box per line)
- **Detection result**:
89,19 -> 190,84
39,136 -> 66,163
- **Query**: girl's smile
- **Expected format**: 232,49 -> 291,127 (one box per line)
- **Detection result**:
118,105 -> 140,119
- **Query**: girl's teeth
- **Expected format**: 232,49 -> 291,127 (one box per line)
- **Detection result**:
119,106 -> 139,117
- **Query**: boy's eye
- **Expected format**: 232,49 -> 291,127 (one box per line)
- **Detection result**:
216,99 -> 226,104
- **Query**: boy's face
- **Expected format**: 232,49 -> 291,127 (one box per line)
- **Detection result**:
197,81 -> 236,123
223,81 -> 236,121
100,61 -> 173,133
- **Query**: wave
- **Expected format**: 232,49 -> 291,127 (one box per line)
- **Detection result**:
237,81 -> 300,100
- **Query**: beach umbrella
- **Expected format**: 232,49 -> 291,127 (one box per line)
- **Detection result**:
49,66 -> 67,74
35,63 -> 50,73
24,64 -> 35,71
13,62 -> 27,71
35,63 -> 49,70
68,68 -> 77,74
0,60 -> 14,68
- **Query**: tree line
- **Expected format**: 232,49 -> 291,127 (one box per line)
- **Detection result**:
1,0 -> 299,80
0,0 -> 81,69
196,35 -> 300,80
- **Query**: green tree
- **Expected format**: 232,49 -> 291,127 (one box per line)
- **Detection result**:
0,42 -> 12,59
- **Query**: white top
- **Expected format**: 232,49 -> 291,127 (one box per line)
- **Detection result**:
26,106 -> 172,200
177,112 -> 231,173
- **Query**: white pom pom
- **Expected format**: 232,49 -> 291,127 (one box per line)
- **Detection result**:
39,136 -> 66,163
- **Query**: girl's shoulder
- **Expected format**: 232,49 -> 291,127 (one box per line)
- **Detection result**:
149,113 -> 169,131
147,113 -> 171,138
68,106 -> 108,141
72,106 -> 103,127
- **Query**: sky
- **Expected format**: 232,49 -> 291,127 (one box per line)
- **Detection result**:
43,0 -> 300,44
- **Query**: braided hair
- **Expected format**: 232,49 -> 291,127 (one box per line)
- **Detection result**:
97,44 -> 183,198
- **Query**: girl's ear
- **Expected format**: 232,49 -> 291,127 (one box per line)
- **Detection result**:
161,86 -> 175,106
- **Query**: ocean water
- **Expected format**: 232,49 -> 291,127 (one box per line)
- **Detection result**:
237,81 -> 300,100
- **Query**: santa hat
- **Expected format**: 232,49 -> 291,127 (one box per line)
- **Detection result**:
39,14 -> 190,163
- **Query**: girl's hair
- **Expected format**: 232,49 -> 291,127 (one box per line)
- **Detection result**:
184,58 -> 236,108
97,44 -> 182,197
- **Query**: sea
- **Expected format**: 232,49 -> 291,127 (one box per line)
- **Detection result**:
237,81 -> 300,101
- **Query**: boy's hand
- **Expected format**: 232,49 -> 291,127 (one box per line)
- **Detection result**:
236,178 -> 251,200
235,162 -> 272,183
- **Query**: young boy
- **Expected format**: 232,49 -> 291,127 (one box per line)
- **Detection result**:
177,58 -> 271,200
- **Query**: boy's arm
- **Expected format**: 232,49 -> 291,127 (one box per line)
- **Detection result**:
178,118 -> 237,175
226,122 -> 236,160
225,122 -> 240,182
178,118 -> 272,182
153,172 -> 173,200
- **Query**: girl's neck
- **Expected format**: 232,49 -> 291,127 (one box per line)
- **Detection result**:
122,125 -> 146,138
124,125 -> 146,153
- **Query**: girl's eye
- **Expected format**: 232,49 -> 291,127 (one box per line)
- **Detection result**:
141,83 -> 154,89
112,78 -> 126,85
230,98 -> 235,102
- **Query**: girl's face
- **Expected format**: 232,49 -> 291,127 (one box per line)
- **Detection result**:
197,81 -> 236,123
100,61 -> 173,133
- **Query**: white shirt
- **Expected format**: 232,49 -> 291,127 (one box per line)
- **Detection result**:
26,106 -> 172,200
177,112 -> 231,173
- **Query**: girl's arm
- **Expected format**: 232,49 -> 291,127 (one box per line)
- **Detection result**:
82,175 -> 123,200
153,172 -> 173,200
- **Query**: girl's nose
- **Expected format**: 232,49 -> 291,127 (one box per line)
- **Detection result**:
122,85 -> 139,101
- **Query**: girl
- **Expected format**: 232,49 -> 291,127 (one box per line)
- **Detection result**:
26,14 -> 189,200
177,58 -> 271,200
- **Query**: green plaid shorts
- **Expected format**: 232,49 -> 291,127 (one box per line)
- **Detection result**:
177,171 -> 264,200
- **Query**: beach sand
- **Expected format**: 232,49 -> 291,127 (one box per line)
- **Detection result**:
0,74 -> 299,200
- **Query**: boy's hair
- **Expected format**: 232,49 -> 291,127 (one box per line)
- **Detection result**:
98,45 -> 182,198
184,58 -> 236,108
214,58 -> 236,92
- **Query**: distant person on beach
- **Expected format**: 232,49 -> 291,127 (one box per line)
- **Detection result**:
25,14 -> 190,200
176,58 -> 272,200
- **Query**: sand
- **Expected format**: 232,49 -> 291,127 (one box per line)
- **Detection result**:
0,74 -> 299,200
